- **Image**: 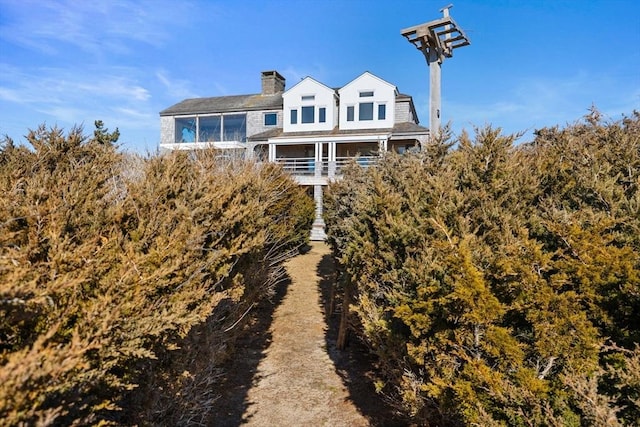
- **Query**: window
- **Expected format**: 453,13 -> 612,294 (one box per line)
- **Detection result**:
359,102 -> 374,121
378,104 -> 386,120
291,109 -> 298,124
319,107 -> 326,123
175,114 -> 246,143
264,112 -> 277,126
176,117 -> 196,142
301,95 -> 315,101
222,114 -> 246,142
359,91 -> 374,97
347,106 -> 354,121
301,106 -> 314,123
199,116 -> 221,142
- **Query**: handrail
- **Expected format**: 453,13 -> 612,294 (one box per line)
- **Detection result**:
273,156 -> 378,176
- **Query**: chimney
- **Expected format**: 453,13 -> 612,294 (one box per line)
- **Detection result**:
261,70 -> 286,95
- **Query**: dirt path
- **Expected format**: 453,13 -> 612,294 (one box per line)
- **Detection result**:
212,242 -> 400,426
239,242 -> 369,426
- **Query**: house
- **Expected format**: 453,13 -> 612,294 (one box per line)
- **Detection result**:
160,70 -> 429,240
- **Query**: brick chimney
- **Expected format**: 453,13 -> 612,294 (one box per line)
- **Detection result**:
261,70 -> 285,95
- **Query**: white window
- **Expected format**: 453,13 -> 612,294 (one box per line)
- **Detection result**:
301,106 -> 315,123
378,104 -> 386,120
319,107 -> 326,123
359,102 -> 374,121
290,109 -> 298,124
347,106 -> 354,122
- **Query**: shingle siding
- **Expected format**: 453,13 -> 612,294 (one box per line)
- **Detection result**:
247,110 -> 282,138
395,99 -> 414,123
160,116 -> 175,146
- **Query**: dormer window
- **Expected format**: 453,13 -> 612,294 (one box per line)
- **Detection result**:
347,106 -> 355,121
301,106 -> 315,123
378,104 -> 386,120
281,76 -> 335,132
359,102 -> 374,121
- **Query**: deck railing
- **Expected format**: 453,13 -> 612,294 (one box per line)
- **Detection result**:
274,156 -> 378,177
275,157 -> 316,175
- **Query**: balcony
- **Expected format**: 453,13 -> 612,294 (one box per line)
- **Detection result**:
273,156 -> 377,181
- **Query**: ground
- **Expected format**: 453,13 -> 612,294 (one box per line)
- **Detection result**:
211,242 -> 404,426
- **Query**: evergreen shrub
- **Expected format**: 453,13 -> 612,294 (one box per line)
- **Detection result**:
324,111 -> 640,425
0,124 -> 313,425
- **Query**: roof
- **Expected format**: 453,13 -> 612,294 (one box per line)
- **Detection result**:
161,89 -> 414,117
160,93 -> 283,116
283,75 -> 337,96
248,122 -> 428,142
392,122 -> 429,135
339,71 -> 398,95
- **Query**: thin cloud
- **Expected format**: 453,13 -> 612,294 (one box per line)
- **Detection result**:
0,63 -> 157,135
0,0 -> 193,55
1,65 -> 150,105
156,70 -> 198,100
444,71 -> 640,139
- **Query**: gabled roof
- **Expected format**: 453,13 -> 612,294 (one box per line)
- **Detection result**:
339,71 -> 398,95
160,93 -> 282,116
283,75 -> 337,96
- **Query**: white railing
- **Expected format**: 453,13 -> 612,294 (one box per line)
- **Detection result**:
274,156 -> 378,177
275,157 -> 316,175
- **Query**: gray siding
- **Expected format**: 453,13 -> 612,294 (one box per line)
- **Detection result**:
160,116 -> 175,146
246,110 -> 282,138
394,100 -> 415,123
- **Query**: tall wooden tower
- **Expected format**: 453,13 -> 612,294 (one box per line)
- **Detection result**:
401,4 -> 470,139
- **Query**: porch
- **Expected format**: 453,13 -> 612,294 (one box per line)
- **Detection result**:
262,140 -> 383,180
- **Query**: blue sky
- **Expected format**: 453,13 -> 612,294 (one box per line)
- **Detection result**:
1,0 -> 639,153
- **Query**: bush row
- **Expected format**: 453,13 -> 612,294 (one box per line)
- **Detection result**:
0,124 -> 314,425
324,110 -> 640,426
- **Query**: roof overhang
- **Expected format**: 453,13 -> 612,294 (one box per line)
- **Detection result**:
267,133 -> 392,144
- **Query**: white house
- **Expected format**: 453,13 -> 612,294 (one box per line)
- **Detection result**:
160,70 -> 429,240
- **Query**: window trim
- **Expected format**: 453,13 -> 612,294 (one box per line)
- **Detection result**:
301,105 -> 315,124
378,104 -> 386,120
359,102 -> 374,121
346,106 -> 355,122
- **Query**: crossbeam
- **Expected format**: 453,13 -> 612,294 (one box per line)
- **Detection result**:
401,16 -> 470,63
401,4 -> 470,139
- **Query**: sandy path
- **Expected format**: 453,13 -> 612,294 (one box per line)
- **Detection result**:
240,242 -> 369,426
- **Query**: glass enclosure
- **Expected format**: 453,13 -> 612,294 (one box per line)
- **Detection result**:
174,114 -> 246,143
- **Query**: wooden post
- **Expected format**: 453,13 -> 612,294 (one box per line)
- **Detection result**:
429,48 -> 441,139
336,283 -> 351,350
401,4 -> 470,142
